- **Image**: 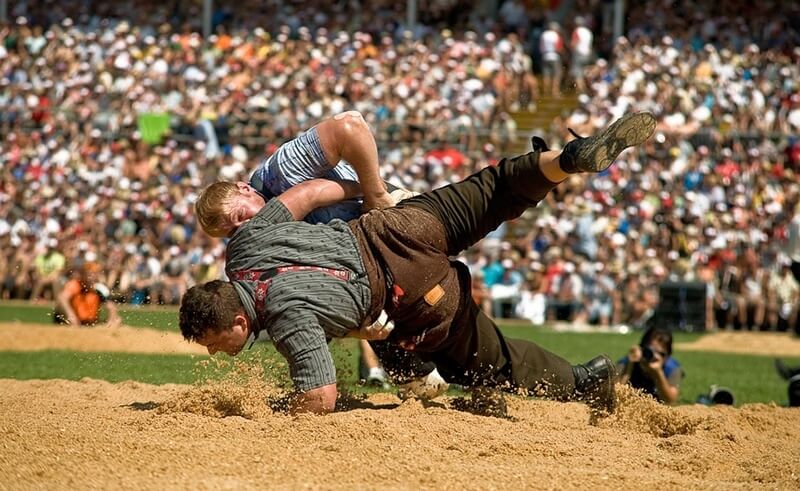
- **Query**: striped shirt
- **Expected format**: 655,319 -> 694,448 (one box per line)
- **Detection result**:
226,199 -> 372,391
249,127 -> 363,224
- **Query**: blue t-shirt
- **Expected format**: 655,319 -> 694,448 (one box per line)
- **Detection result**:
618,355 -> 682,402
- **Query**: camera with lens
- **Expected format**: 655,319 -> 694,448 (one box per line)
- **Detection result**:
641,346 -> 655,361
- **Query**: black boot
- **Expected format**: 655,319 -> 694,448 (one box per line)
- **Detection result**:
559,112 -> 656,173
572,355 -> 617,416
530,135 -> 550,152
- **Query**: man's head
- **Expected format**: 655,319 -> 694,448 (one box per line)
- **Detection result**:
81,262 -> 102,286
195,181 -> 266,237
179,280 -> 252,356
639,327 -> 673,359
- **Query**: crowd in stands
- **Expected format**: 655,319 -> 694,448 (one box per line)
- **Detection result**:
1,0 -> 799,333
470,0 -> 800,332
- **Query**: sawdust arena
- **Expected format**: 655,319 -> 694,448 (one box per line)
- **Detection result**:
1,322 -> 799,488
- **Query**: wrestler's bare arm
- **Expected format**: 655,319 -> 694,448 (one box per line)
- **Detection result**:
277,178 -> 362,220
316,111 -> 394,211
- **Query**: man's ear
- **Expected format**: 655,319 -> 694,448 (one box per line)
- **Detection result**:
235,181 -> 251,194
232,313 -> 250,336
230,205 -> 247,227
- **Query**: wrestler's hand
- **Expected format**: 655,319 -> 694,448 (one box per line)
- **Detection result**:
362,190 -> 396,211
348,322 -> 392,341
364,321 -> 393,340
348,311 -> 394,341
389,187 -> 419,203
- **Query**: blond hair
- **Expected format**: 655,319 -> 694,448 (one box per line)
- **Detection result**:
195,182 -> 239,237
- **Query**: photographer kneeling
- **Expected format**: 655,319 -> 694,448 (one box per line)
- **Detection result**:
617,327 -> 682,404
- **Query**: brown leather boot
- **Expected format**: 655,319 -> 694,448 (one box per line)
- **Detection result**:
559,112 -> 656,173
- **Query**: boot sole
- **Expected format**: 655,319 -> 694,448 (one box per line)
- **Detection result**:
575,112 -> 657,173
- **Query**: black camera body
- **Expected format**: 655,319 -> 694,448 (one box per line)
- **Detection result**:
641,346 -> 655,361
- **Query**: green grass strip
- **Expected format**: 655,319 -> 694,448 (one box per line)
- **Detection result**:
1,302 -> 798,406
0,302 -> 178,331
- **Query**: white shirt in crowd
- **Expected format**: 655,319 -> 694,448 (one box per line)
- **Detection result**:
788,213 -> 800,262
571,26 -> 593,57
540,29 -> 563,62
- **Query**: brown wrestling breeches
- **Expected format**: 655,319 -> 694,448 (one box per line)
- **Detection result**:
349,150 -> 576,396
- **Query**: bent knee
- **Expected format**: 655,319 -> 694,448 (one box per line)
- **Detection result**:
333,110 -> 364,122
332,111 -> 368,134
318,111 -> 370,157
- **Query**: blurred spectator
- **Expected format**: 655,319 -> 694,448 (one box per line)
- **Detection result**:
766,259 -> 799,332
55,262 -> 120,327
789,204 -> 800,285
2,238 -> 36,300
736,255 -> 767,330
481,252 -> 505,290
696,264 -> 718,331
516,263 -> 547,325
160,245 -> 190,305
124,249 -> 162,305
470,269 -> 492,317
715,257 -> 744,330
569,16 -> 593,92
539,21 -> 564,96
489,258 -> 524,318
576,261 -> 614,326
30,239 -> 65,301
617,327 -> 682,404
613,270 -> 658,329
498,0 -> 527,33
547,261 -> 583,322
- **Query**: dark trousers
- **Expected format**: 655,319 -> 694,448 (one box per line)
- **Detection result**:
353,151 -> 576,397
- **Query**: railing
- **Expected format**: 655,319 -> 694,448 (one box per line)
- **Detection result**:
0,113 -> 791,155
0,117 -> 520,154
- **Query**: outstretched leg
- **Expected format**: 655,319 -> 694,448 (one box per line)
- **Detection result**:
399,112 -> 656,256
394,113 -> 656,415
397,148 -> 559,256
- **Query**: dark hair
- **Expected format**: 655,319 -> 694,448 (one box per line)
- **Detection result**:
640,326 -> 673,356
179,280 -> 244,341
